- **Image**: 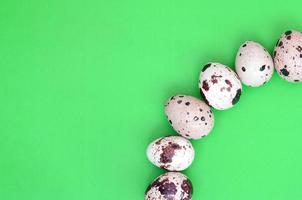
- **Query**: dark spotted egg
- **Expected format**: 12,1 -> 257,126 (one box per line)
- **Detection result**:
164,95 -> 214,140
147,136 -> 194,171
236,41 -> 274,87
145,172 -> 193,200
274,30 -> 302,82
199,62 -> 242,110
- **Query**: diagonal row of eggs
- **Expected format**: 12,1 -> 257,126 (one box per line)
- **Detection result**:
145,30 -> 302,200
237,30 -> 302,84
200,29 -> 302,110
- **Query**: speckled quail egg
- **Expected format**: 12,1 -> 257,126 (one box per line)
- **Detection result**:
235,41 -> 274,87
164,95 -> 214,139
199,63 -> 242,110
145,172 -> 193,200
147,136 -> 194,171
274,30 -> 302,82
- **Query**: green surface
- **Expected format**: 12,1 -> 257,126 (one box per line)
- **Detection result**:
0,0 -> 302,199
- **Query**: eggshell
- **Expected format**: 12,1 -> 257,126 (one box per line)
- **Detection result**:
199,63 -> 242,110
145,172 -> 193,200
236,41 -> 274,87
274,30 -> 302,82
147,136 -> 194,171
165,95 -> 214,139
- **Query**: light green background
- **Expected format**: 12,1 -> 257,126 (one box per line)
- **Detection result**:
0,0 -> 302,199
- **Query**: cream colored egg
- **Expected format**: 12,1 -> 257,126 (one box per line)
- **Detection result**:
147,136 -> 194,171
199,63 -> 242,110
236,41 -> 274,87
145,172 -> 193,200
165,95 -> 214,139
